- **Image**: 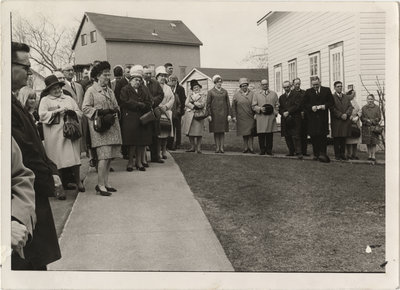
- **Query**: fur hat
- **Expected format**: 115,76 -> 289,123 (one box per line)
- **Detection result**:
212,74 -> 222,83
130,65 -> 144,79
155,66 -> 167,78
90,61 -> 111,80
239,78 -> 249,87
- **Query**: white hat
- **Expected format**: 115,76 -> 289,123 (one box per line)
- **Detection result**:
239,78 -> 249,86
212,74 -> 222,83
155,66 -> 167,77
130,65 -> 144,78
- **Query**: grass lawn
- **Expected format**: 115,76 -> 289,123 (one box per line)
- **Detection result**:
172,153 -> 385,272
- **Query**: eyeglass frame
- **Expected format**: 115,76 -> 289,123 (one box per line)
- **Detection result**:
12,61 -> 31,73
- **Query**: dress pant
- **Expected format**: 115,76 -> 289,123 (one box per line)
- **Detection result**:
300,117 -> 308,154
150,135 -> 160,161
333,137 -> 346,158
167,115 -> 182,149
285,135 -> 302,155
258,133 -> 273,154
12,251 -> 47,270
310,135 -> 328,157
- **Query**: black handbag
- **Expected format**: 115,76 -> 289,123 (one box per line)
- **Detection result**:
351,123 -> 361,138
140,109 -> 157,125
63,110 -> 82,141
159,113 -> 171,131
93,109 -> 115,133
193,106 -> 208,120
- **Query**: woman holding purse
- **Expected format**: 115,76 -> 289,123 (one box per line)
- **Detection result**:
181,79 -> 207,153
345,90 -> 361,159
361,94 -> 382,162
39,75 -> 84,198
82,61 -> 122,196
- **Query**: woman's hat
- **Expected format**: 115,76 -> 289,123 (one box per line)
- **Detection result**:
239,78 -> 249,87
155,66 -> 167,78
130,65 -> 144,79
262,104 -> 274,115
43,75 -> 65,95
212,74 -> 222,83
190,79 -> 202,90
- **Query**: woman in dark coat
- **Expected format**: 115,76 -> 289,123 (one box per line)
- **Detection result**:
120,68 -> 153,171
361,94 -> 382,161
207,75 -> 232,153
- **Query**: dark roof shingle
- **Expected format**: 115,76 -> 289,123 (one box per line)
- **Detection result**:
73,12 -> 202,49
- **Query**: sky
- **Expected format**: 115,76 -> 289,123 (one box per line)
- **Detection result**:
8,0 -> 269,71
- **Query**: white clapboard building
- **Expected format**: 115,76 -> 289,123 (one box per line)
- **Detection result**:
257,11 -> 385,105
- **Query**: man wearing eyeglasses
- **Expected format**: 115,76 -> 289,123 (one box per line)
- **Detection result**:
11,42 -> 61,270
331,81 -> 353,160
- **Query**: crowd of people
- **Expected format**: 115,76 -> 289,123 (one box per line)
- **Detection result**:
10,40 -> 383,270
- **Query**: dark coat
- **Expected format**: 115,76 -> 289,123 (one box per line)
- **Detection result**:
120,85 -> 153,146
303,86 -> 334,136
330,93 -> 353,137
279,90 -> 302,137
114,77 -> 130,106
11,95 -> 61,267
172,84 -> 187,117
207,87 -> 231,133
144,79 -> 164,136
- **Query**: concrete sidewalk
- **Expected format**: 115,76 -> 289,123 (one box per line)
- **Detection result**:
48,153 -> 233,271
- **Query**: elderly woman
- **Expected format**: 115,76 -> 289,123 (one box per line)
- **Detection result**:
361,94 -> 382,162
17,86 -> 44,140
120,66 -> 153,171
345,90 -> 361,159
207,75 -> 232,153
182,79 -> 207,153
232,78 -> 256,153
155,66 -> 175,159
82,61 -> 122,196
38,75 -> 83,198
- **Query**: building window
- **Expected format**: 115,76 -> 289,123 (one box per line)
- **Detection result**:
179,66 -> 187,80
329,42 -> 344,90
81,34 -> 87,46
288,59 -> 297,83
309,52 -> 320,85
90,30 -> 97,43
274,64 -> 282,94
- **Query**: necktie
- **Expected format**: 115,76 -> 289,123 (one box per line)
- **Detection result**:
71,82 -> 76,94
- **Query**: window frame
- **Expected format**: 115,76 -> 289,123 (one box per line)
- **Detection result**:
274,64 -> 282,95
309,51 -> 321,86
81,34 -> 87,46
90,30 -> 97,43
288,59 -> 297,84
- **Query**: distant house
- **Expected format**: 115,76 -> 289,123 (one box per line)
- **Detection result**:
180,67 -> 268,100
72,12 -> 203,80
26,69 -> 45,98
257,11 -> 385,104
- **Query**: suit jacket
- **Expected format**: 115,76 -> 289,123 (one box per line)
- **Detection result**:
64,81 -> 84,109
144,79 -> 164,108
12,94 -> 61,267
11,137 -> 36,237
114,77 -> 130,106
303,86 -> 334,136
279,90 -> 302,137
330,92 -> 353,137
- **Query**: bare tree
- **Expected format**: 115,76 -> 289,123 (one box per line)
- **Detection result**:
12,13 -> 76,74
242,47 -> 268,68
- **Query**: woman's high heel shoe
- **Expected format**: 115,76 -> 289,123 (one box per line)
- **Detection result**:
95,185 -> 111,196
135,165 -> 146,171
105,186 -> 117,192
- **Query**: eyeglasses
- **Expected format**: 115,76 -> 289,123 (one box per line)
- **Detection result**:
12,61 -> 31,72
283,87 -> 290,89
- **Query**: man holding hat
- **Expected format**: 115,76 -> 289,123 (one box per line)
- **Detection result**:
252,79 -> 279,155
62,64 -> 84,109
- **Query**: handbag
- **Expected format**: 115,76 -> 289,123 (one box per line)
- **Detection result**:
159,113 -> 172,131
93,109 -> 115,133
63,110 -> 82,141
140,109 -> 156,125
193,106 -> 208,120
350,123 -> 361,138
372,125 -> 383,135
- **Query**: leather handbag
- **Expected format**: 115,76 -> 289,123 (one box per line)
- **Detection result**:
193,106 -> 208,120
350,123 -> 361,138
159,113 -> 171,131
63,110 -> 82,141
93,109 -> 109,133
140,109 -> 157,125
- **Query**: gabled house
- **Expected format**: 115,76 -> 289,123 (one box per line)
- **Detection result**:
72,12 -> 203,79
257,11 -> 385,104
180,67 -> 268,100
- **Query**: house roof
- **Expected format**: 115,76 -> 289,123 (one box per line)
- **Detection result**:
181,67 -> 268,84
72,12 -> 203,50
257,12 -> 275,25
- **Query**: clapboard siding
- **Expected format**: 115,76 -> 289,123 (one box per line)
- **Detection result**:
264,11 -> 385,105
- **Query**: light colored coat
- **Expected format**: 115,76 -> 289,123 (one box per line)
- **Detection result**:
39,94 -> 82,169
182,92 -> 207,136
159,83 -> 175,138
346,98 -> 362,144
82,82 -> 122,148
252,89 -> 279,133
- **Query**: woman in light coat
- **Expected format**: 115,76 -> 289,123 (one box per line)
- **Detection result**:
155,66 -> 175,159
82,61 -> 122,196
39,75 -> 84,193
207,75 -> 232,153
182,79 -> 207,153
345,90 -> 361,159
232,78 -> 256,153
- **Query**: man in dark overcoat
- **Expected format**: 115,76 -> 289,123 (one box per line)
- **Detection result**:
143,66 -> 165,163
303,76 -> 334,162
167,75 -> 186,150
293,78 -> 309,156
330,81 -> 353,160
279,81 -> 303,159
11,42 -> 61,270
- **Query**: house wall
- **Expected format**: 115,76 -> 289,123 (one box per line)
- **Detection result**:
266,11 -> 385,106
74,17 -> 108,65
106,42 -> 201,80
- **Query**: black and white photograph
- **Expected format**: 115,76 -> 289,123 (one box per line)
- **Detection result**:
1,1 -> 399,289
